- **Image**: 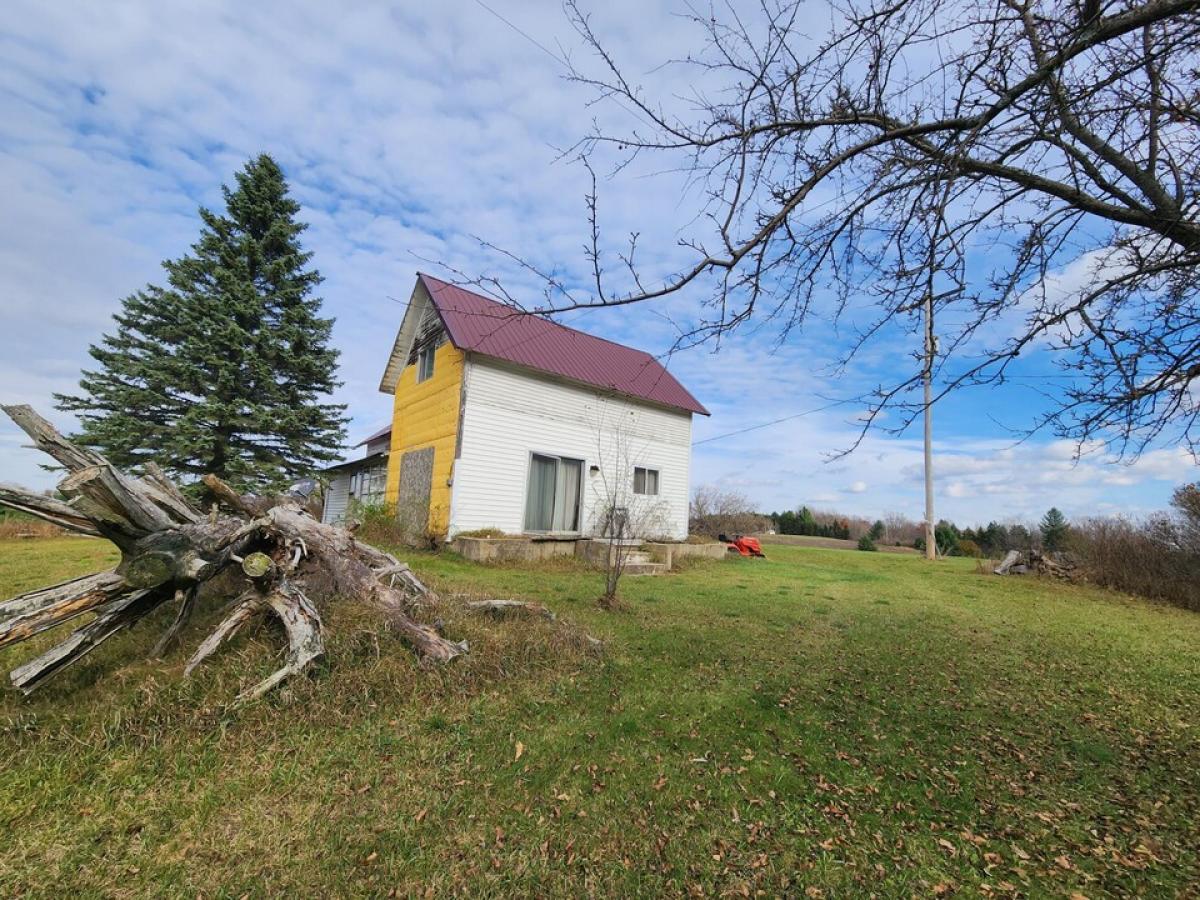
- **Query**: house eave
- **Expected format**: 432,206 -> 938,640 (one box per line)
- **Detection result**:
378,279 -> 442,394
322,451 -> 387,474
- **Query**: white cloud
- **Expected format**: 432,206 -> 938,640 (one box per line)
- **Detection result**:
0,0 -> 703,486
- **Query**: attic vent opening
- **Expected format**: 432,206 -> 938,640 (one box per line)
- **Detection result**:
407,302 -> 447,374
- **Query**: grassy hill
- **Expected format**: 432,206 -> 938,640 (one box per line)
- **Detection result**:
1,536 -> 1198,896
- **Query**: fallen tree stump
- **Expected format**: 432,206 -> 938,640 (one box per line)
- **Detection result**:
0,404 -> 471,702
994,549 -> 1022,575
992,548 -> 1078,581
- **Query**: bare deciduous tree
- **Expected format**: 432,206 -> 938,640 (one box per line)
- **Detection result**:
688,485 -> 769,537
496,0 -> 1200,459
882,511 -> 922,545
588,402 -> 671,609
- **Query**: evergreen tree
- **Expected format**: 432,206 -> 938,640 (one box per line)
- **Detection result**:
1039,507 -> 1070,551
57,154 -> 347,492
934,519 -> 960,556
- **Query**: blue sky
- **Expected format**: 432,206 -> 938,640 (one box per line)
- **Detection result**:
1,0 -> 1195,526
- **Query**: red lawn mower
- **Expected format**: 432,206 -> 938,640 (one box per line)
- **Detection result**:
719,533 -> 766,558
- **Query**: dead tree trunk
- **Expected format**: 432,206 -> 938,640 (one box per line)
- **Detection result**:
0,404 -> 468,702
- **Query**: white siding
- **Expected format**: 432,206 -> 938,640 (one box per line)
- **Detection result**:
364,436 -> 391,456
449,357 -> 694,540
322,472 -> 352,524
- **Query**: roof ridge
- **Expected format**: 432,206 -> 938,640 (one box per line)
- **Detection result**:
418,272 -> 657,363
414,271 -> 708,416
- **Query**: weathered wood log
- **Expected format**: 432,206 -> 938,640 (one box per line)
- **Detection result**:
201,472 -> 261,518
183,594 -> 262,676
0,405 -> 474,700
10,589 -> 165,693
151,587 -> 197,658
0,571 -> 127,648
236,583 -> 324,703
140,463 -> 204,525
1030,551 -> 1078,580
0,483 -> 101,536
465,599 -> 557,621
992,549 -> 1077,581
60,464 -> 175,536
2,404 -> 106,472
994,549 -> 1022,575
241,552 -> 274,579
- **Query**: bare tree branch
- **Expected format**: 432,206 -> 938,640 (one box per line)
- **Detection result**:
460,0 -> 1200,459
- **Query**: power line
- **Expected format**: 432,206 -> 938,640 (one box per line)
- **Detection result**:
471,0 -> 568,67
470,0 -> 657,130
692,400 -> 847,446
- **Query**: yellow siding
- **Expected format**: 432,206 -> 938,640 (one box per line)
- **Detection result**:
385,342 -> 463,537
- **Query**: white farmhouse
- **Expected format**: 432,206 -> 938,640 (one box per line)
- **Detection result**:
374,273 -> 709,542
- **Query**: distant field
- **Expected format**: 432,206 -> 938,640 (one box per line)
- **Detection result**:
757,532 -> 920,554
1,536 -> 1198,896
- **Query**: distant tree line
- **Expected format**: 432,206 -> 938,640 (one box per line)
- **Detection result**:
770,507 -> 851,540
909,509 -> 1069,558
694,487 -> 1076,560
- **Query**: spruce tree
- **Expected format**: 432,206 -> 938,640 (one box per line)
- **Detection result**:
57,154 -> 347,491
1039,507 -> 1069,551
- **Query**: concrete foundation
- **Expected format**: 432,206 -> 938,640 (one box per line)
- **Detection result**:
643,541 -> 729,567
450,536 -> 577,563
448,536 -> 728,572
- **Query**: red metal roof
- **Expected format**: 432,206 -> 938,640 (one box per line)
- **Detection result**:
417,273 -> 709,416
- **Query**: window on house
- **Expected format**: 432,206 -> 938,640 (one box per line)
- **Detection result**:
365,464 -> 387,504
416,344 -> 436,382
524,453 -> 583,532
349,463 -> 387,506
633,466 -> 660,496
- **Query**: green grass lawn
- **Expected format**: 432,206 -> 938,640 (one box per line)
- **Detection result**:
1,537 -> 1198,897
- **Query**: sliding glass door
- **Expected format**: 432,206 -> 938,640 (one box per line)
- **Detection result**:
524,453 -> 582,532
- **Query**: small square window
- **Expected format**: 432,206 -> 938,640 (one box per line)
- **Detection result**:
633,466 -> 659,495
417,344 -> 436,382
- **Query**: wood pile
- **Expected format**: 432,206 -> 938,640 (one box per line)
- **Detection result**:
993,549 -> 1078,580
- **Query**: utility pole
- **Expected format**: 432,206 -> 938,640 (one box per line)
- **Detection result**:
923,289 -> 936,560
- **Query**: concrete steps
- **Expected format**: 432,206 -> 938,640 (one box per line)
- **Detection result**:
576,540 -> 668,576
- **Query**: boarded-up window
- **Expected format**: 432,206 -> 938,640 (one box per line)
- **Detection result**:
397,447 -> 434,540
